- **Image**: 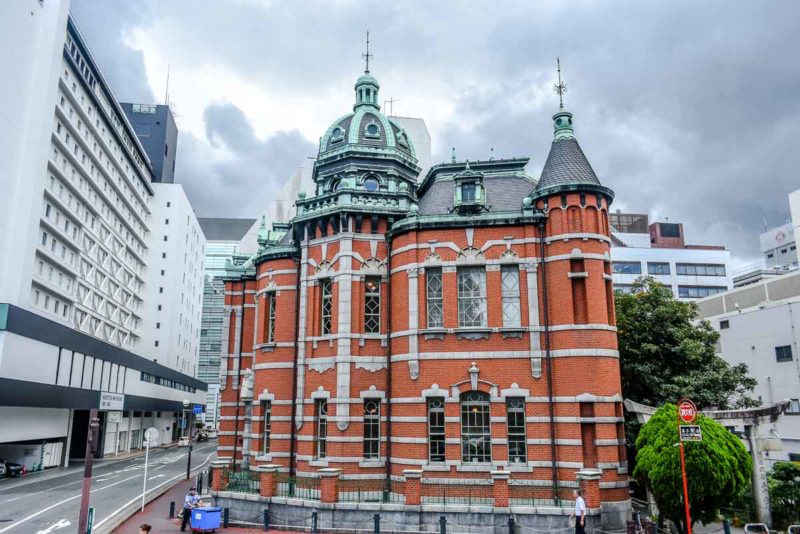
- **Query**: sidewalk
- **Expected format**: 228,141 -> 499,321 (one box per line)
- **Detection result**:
113,479 -> 256,533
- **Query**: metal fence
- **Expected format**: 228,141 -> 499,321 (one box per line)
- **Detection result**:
224,469 -> 260,494
275,472 -> 321,500
420,483 -> 493,505
338,479 -> 405,503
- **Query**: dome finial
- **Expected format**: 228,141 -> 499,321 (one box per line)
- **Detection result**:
554,57 -> 567,110
362,30 -> 373,74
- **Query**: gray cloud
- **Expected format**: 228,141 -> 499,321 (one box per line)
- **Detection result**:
70,0 -> 800,262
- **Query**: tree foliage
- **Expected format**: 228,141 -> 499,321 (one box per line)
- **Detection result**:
634,404 -> 752,534
768,461 -> 800,529
616,277 -> 757,410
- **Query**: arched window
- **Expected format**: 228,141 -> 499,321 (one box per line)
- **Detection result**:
461,391 -> 491,463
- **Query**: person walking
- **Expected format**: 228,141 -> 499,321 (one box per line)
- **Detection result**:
570,488 -> 587,534
138,525 -> 151,534
180,486 -> 202,531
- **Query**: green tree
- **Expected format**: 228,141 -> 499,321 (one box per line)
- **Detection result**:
768,461 -> 800,529
634,404 -> 752,534
616,277 -> 757,410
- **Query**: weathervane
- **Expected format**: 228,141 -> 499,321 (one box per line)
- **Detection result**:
362,30 -> 374,74
554,57 -> 567,109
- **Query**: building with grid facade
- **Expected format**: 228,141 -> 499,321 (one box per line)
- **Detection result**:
213,68 -> 629,530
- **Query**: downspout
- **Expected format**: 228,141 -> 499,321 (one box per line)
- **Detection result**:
538,219 -> 559,503
384,230 -> 393,498
289,247 -> 302,480
231,280 -> 245,472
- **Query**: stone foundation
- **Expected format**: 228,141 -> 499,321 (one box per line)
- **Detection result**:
213,492 -> 630,533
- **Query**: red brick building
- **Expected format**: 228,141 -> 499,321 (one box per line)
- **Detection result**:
213,69 -> 629,530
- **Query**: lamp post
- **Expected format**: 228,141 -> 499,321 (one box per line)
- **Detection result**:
183,399 -> 193,480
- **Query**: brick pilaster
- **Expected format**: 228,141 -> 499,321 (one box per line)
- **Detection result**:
253,464 -> 280,498
318,468 -> 341,504
211,458 -> 233,492
577,468 -> 602,509
403,469 -> 423,506
492,470 -> 511,508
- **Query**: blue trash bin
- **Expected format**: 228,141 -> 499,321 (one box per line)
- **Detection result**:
190,506 -> 222,531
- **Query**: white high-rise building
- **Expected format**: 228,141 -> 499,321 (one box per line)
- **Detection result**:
0,3 -> 205,468
140,184 -> 205,376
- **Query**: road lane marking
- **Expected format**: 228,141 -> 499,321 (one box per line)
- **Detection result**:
92,450 -> 216,531
35,518 -> 70,533
0,478 -> 85,504
0,475 -> 138,533
148,474 -> 166,480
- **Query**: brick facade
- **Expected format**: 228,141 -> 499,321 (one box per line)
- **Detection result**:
215,71 -> 628,520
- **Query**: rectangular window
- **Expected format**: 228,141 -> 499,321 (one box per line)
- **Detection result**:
427,398 -> 445,462
320,279 -> 333,335
363,399 -> 381,459
265,292 -> 276,343
676,263 -> 726,276
678,286 -> 727,298
315,399 -> 328,459
506,398 -> 527,464
364,276 -> 381,334
647,262 -> 670,275
659,223 -> 681,238
457,267 -> 487,327
426,267 -> 443,328
720,320 -> 730,329
262,401 -> 271,454
776,345 -> 793,363
501,265 -> 521,327
788,399 -> 800,414
461,391 -> 491,463
461,183 -> 476,202
612,261 -> 642,275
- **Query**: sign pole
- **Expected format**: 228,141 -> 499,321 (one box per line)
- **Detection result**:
141,438 -> 149,512
677,399 -> 697,534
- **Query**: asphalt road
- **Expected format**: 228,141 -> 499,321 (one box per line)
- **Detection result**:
0,441 -> 217,534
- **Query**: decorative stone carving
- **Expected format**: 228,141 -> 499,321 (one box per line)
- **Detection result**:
240,368 -> 254,401
408,360 -> 420,380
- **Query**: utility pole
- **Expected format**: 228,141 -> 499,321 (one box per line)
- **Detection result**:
77,409 -> 100,534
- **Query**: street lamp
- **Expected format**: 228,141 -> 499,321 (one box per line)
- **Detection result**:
183,399 -> 193,480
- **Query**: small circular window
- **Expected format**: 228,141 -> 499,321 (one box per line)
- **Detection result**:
363,177 -> 379,192
366,123 -> 380,136
331,127 -> 344,141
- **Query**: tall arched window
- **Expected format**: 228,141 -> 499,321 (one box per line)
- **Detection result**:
461,391 -> 491,463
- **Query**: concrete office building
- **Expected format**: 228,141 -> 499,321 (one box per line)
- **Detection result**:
609,212 -> 733,299
197,218 -> 258,428
121,103 -> 178,183
0,3 -> 204,469
697,271 -> 800,463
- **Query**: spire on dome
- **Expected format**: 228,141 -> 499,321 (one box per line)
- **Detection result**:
362,30 -> 373,74
354,31 -> 380,110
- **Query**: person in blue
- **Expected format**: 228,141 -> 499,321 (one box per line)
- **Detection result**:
180,486 -> 203,531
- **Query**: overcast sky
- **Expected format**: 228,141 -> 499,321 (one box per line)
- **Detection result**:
70,0 -> 800,266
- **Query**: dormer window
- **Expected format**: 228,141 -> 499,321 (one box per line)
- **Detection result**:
365,122 -> 380,138
331,127 -> 345,143
461,183 -> 477,202
453,164 -> 486,213
397,131 -> 409,148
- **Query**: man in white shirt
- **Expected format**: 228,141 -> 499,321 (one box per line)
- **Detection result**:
181,486 -> 202,531
570,488 -> 586,534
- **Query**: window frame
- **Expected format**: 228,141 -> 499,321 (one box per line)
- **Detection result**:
501,265 -> 521,327
363,399 -> 381,460
675,263 -> 726,277
427,397 -> 446,462
265,292 -> 276,343
315,399 -> 328,459
677,285 -> 727,298
426,267 -> 444,328
364,276 -> 381,334
262,401 -> 272,454
506,397 -> 527,464
460,391 -> 492,463
775,345 -> 793,363
612,261 -> 642,275
647,262 -> 671,275
457,267 -> 487,328
320,278 -> 333,336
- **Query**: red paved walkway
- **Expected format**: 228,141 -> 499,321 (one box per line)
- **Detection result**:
113,479 -> 257,533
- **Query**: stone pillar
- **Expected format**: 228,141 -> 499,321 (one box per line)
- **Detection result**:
492,470 -> 511,508
577,468 -> 602,509
403,469 -> 423,506
211,458 -> 233,492
318,468 -> 341,504
253,464 -> 281,498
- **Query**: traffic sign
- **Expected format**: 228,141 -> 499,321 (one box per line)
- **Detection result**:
680,425 -> 702,442
678,399 -> 697,423
193,404 -> 203,414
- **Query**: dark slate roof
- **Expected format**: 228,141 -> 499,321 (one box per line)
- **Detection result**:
418,174 -> 536,216
534,138 -> 600,194
198,217 -> 257,241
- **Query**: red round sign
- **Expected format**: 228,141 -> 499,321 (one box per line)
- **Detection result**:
678,399 -> 697,423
